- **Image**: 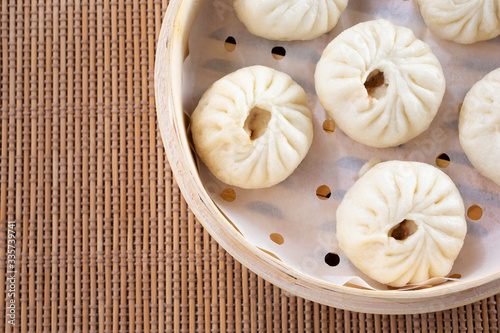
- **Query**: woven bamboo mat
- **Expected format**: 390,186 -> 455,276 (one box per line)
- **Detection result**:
1,0 -> 500,331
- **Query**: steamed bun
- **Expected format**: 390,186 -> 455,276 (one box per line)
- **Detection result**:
233,0 -> 348,41
190,65 -> 314,189
459,67 -> 500,186
417,0 -> 500,44
336,161 -> 467,287
315,19 -> 446,148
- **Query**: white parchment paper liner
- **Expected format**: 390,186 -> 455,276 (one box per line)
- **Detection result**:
182,0 -> 500,291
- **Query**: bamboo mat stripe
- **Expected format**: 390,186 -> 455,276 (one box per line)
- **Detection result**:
1,0 -> 500,331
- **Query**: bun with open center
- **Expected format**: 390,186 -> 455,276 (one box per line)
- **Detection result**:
190,65 -> 313,189
336,161 -> 467,287
315,19 -> 446,148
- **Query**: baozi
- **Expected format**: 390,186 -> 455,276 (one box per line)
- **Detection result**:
459,67 -> 500,186
417,0 -> 500,44
336,161 -> 467,288
190,65 -> 314,189
315,19 -> 446,148
233,0 -> 348,41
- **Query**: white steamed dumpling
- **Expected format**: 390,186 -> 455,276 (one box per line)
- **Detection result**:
190,65 -> 314,189
417,0 -> 500,44
459,67 -> 500,186
315,19 -> 446,148
233,0 -> 348,41
336,161 -> 467,287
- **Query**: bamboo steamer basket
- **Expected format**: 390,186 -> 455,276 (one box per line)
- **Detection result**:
154,0 -> 500,314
